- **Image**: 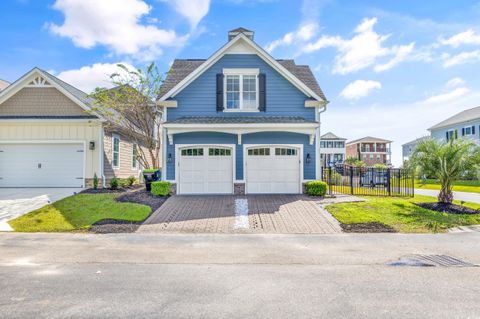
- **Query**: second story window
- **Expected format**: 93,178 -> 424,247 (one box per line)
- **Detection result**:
112,135 -> 120,169
224,69 -> 259,111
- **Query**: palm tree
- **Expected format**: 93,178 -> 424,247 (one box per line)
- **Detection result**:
410,138 -> 480,203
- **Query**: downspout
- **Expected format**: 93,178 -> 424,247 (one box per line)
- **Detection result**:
100,126 -> 106,188
316,101 -> 328,180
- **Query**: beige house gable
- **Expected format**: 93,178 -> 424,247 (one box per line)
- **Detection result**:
0,87 -> 90,117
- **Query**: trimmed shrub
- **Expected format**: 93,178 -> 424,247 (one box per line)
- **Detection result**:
109,177 -> 119,190
143,168 -> 160,173
127,175 -> 137,186
305,181 -> 327,197
151,181 -> 170,196
93,173 -> 99,190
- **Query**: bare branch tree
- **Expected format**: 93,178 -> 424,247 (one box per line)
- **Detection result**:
89,63 -> 164,169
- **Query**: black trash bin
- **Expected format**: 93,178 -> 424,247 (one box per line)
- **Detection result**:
143,169 -> 161,191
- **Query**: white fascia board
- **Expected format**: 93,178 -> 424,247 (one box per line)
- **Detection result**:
0,68 -> 105,121
164,122 -> 319,129
158,34 -> 325,103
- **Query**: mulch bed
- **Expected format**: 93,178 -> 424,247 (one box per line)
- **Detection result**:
89,188 -> 168,234
416,202 -> 480,215
80,184 -> 142,194
340,222 -> 397,233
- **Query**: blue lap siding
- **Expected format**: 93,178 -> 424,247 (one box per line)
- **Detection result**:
168,54 -> 315,121
166,132 -> 316,181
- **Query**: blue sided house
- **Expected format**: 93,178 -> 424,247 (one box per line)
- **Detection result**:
157,28 -> 328,195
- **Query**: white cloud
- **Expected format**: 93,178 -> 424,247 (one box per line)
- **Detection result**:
340,80 -> 381,100
421,87 -> 470,104
266,23 -> 318,53
442,50 -> 480,67
322,89 -> 480,167
446,77 -> 466,88
439,29 -> 480,48
169,0 -> 210,29
303,17 -> 415,74
48,0 -> 184,61
55,62 -> 136,92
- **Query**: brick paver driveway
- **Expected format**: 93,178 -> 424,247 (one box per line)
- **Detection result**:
137,195 -> 342,234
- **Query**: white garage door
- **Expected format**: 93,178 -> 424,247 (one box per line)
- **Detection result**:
246,146 -> 301,194
178,146 -> 233,194
0,143 -> 84,187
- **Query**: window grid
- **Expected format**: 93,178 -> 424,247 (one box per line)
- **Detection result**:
112,136 -> 120,168
248,148 -> 270,156
275,148 -> 297,156
225,73 -> 258,110
181,148 -> 204,156
132,144 -> 138,169
208,148 -> 231,156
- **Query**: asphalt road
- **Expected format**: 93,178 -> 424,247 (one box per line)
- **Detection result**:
1,232 -> 479,319
415,188 -> 480,203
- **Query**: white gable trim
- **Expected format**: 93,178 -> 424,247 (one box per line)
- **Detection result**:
158,34 -> 326,103
0,68 -> 105,121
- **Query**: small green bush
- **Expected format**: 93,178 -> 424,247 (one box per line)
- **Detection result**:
109,177 -> 119,190
143,168 -> 160,173
305,181 -> 328,197
127,175 -> 137,186
151,181 -> 170,196
93,173 -> 99,190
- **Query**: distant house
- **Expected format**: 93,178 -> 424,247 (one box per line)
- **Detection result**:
320,132 -> 346,167
0,79 -> 9,91
402,136 -> 429,161
346,136 -> 392,166
429,106 -> 480,143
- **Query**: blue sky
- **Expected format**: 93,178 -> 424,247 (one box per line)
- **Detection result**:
1,0 -> 480,165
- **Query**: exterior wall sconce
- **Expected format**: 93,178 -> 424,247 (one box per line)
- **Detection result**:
167,153 -> 172,163
305,153 -> 311,164
89,141 -> 95,150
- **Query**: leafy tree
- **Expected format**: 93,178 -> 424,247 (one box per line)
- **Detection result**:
345,157 -> 365,167
373,163 -> 388,169
90,63 -> 163,169
410,138 -> 480,203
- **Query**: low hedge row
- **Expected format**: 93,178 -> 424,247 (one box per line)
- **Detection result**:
305,180 -> 327,197
151,181 -> 170,196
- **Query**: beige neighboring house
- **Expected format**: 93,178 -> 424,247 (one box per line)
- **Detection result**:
0,68 -> 155,188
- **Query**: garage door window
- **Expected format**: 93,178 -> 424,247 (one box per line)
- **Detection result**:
181,148 -> 204,156
112,135 -> 120,168
275,148 -> 297,156
248,148 -> 270,156
209,148 -> 231,156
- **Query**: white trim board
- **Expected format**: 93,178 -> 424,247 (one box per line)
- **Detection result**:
158,33 -> 326,103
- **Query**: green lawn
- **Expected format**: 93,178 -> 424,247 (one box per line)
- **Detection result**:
9,193 -> 151,232
326,195 -> 480,233
415,179 -> 480,193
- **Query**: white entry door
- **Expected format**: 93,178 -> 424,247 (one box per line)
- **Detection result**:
0,143 -> 85,187
178,146 -> 233,194
246,146 -> 301,194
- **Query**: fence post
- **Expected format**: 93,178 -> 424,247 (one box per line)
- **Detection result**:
328,168 -> 332,196
387,168 -> 391,196
350,167 -> 354,195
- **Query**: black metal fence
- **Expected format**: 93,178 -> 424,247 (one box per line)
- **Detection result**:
321,165 -> 414,197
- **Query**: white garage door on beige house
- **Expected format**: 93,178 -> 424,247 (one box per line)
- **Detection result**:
0,68 -> 106,188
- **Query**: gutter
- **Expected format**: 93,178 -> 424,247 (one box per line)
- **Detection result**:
100,126 -> 106,188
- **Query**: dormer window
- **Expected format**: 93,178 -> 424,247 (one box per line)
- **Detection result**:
223,68 -> 259,111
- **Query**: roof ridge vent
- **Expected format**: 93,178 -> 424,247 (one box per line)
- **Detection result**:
228,27 -> 254,41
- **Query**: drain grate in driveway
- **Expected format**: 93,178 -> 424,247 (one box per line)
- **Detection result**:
388,254 -> 477,267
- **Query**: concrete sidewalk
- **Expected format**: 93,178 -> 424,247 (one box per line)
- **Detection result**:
415,188 -> 480,203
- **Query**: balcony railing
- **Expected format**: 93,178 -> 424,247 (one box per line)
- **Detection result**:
360,147 -> 391,153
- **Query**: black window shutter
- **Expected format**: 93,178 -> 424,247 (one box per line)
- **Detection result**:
462,128 -> 465,136
216,73 -> 224,112
258,73 -> 266,112
446,131 -> 449,141
455,129 -> 458,139
473,126 -> 476,135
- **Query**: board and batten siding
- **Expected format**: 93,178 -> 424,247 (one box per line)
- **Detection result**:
167,54 -> 316,121
0,122 -> 102,179
166,132 -> 315,181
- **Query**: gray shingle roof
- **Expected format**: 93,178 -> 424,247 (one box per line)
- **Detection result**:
347,136 -> 392,145
402,136 -> 429,147
159,59 -> 326,101
320,132 -> 347,140
429,106 -> 480,130
167,116 -> 317,124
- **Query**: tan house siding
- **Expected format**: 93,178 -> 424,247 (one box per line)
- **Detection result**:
0,87 -> 90,116
0,122 -> 102,179
103,131 -> 154,180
